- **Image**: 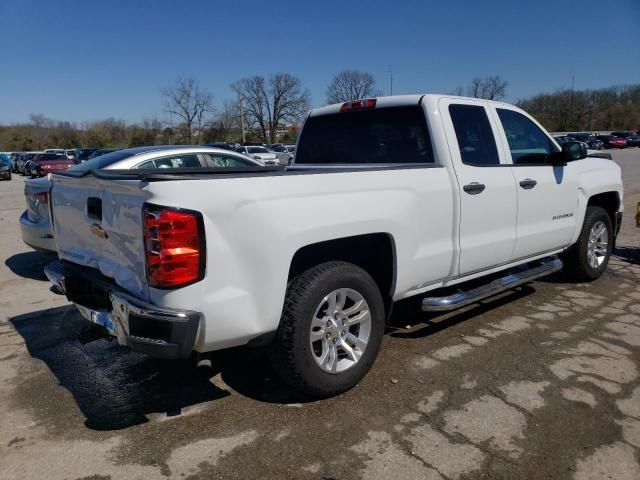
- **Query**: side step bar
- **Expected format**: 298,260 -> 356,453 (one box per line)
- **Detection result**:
422,257 -> 563,312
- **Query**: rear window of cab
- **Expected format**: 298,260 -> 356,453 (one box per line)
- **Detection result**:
295,106 -> 434,165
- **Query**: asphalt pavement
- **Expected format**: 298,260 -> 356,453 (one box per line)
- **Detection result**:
1,149 -> 639,480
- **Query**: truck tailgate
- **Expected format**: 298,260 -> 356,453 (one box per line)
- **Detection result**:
50,174 -> 150,300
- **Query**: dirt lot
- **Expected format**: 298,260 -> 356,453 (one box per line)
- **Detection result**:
1,150 -> 639,480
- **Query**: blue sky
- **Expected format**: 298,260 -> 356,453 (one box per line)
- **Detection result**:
1,0 -> 639,124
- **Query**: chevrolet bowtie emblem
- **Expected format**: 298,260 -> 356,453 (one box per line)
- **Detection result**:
90,223 -> 108,239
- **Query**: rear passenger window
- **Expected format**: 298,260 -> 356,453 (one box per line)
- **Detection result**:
134,154 -> 201,169
449,104 -> 500,166
207,154 -> 254,167
497,109 -> 557,165
296,106 -> 434,164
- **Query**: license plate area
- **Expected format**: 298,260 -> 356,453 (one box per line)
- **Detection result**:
75,305 -> 116,334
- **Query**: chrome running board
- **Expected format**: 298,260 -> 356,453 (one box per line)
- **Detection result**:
422,257 -> 563,312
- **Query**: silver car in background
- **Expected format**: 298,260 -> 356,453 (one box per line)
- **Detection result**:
19,145 -> 264,253
236,145 -> 280,165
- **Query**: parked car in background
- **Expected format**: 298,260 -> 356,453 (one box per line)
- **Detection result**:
204,142 -> 238,151
27,153 -> 75,177
44,148 -> 66,155
65,149 -> 77,161
1,152 -> 14,173
568,133 -> 604,150
20,177 -> 52,251
623,134 -> 640,147
553,135 -> 572,145
0,154 -> 12,180
75,148 -> 98,162
610,131 -> 635,139
20,146 -> 264,253
16,152 -> 41,174
8,152 -> 20,171
596,135 -> 627,148
86,148 -> 118,160
236,145 -> 280,164
267,143 -> 294,164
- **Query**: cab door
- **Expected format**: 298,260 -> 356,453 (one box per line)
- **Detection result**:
439,98 -> 517,275
490,106 -> 578,259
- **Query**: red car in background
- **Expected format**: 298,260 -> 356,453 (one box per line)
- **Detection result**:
26,153 -> 75,177
596,135 -> 627,148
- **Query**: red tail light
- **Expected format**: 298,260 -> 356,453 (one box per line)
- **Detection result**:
340,98 -> 377,112
143,205 -> 205,288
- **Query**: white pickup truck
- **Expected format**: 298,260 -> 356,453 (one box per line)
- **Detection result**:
45,94 -> 623,397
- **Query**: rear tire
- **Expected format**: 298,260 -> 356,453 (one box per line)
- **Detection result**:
562,206 -> 613,281
269,261 -> 385,398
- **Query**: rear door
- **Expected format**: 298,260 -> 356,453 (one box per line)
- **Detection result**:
439,98 -> 517,275
490,106 -> 578,258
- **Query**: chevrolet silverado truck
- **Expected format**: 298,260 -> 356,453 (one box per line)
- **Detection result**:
44,95 -> 623,397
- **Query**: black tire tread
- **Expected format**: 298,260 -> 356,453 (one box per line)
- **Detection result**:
269,261 -> 383,397
562,206 -> 612,282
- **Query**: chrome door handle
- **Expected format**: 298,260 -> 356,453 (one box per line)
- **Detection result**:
519,179 -> 537,189
463,182 -> 486,195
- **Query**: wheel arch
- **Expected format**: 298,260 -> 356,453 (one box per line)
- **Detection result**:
288,233 -> 397,316
587,191 -> 622,242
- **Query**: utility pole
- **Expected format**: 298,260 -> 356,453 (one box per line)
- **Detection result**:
239,96 -> 246,143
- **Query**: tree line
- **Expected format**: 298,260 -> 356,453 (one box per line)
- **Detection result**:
1,72 -> 638,151
516,84 -> 640,132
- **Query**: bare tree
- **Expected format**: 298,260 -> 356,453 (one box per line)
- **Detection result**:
161,76 -> 214,143
203,100 -> 239,142
482,75 -> 508,100
467,75 -> 508,100
468,78 -> 484,99
140,115 -> 164,145
450,86 -> 465,96
326,70 -> 381,104
231,73 -> 310,144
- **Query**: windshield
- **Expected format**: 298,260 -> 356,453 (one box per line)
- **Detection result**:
247,147 -> 269,153
296,106 -> 434,164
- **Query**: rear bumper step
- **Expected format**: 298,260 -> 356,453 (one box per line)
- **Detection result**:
422,257 -> 563,312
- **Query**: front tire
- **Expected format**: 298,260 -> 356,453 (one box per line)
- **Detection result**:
563,206 -> 613,281
269,261 -> 385,397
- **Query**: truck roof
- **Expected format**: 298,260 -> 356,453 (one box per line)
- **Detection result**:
310,94 -> 517,117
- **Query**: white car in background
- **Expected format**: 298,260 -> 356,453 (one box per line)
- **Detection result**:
20,145 -> 264,253
236,146 -> 280,165
269,143 -> 296,164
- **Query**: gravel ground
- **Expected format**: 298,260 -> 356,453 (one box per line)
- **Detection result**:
1,149 -> 639,480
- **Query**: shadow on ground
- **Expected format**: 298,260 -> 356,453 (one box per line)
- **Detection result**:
5,251 -> 57,281
10,305 -> 314,431
614,245 -> 640,265
17,248 -> 638,431
388,285 -> 535,339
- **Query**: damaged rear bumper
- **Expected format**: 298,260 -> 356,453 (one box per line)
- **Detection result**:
44,260 -> 200,359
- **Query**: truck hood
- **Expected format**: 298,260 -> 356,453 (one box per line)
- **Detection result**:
50,173 -> 151,300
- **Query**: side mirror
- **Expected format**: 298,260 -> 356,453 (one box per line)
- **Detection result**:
561,141 -> 587,162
